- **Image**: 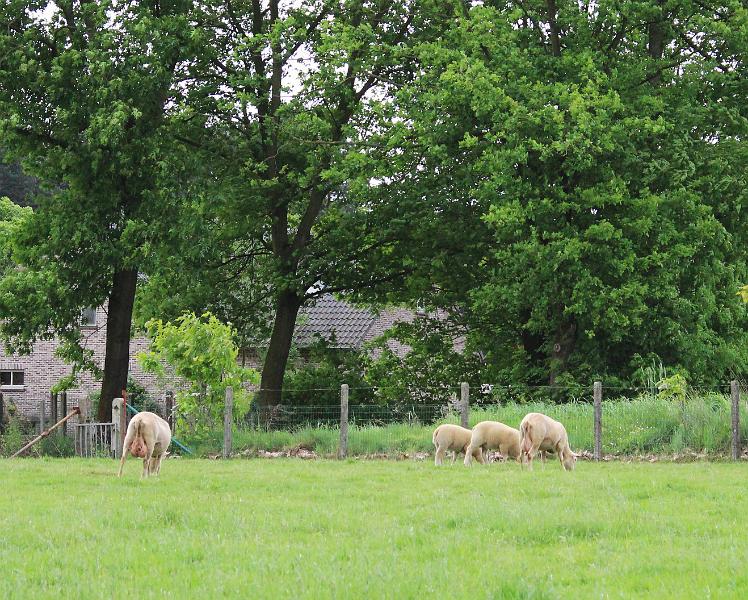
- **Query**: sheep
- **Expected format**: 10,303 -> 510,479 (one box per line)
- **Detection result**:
432,424 -> 484,466
463,421 -> 521,466
117,411 -> 172,478
519,412 -> 576,471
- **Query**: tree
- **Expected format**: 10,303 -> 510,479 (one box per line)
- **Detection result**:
0,0 -> 203,420
365,0 -> 748,387
139,312 -> 257,435
141,0 -> 462,407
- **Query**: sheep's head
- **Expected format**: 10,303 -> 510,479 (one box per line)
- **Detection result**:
562,448 -> 576,471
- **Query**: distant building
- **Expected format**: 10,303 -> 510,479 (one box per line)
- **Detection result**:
1,295 -> 417,422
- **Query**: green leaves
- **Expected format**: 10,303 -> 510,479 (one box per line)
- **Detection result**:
139,312 -> 258,433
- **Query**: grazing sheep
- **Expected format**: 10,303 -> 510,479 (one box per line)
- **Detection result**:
117,411 -> 172,478
464,421 -> 521,467
519,412 -> 576,471
433,424 -> 484,466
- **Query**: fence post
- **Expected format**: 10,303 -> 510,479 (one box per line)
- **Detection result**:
731,380 -> 740,460
460,382 -> 469,429
60,391 -> 68,437
223,386 -> 233,459
112,398 -> 124,459
165,391 -> 175,431
51,392 -> 58,427
38,396 -> 46,434
594,381 -> 602,461
338,384 -> 349,459
0,392 -> 4,434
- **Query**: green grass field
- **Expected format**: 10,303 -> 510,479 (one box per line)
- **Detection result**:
2,458 -> 747,599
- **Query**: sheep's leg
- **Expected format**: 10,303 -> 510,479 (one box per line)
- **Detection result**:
450,450 -> 457,465
117,445 -> 131,477
463,445 -> 474,467
475,446 -> 486,465
435,445 -> 445,466
142,446 -> 153,479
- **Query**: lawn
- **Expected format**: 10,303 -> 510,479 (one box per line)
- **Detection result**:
1,458 -> 747,599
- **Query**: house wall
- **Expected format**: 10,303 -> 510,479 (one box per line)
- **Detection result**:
0,306 -> 169,422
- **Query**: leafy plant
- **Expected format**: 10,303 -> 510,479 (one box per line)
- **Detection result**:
139,312 -> 258,436
657,374 -> 688,404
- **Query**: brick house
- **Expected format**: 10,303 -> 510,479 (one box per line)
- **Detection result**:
1,295 -> 416,423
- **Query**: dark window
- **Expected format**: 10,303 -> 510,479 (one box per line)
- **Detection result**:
0,371 -> 24,387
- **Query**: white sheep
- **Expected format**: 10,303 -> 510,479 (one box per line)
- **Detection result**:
117,411 -> 172,478
463,421 -> 521,466
519,412 -> 576,471
432,424 -> 483,465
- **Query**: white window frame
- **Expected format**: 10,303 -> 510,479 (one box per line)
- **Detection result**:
0,370 -> 25,390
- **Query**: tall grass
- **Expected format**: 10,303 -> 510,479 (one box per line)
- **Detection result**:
184,392 -> 742,457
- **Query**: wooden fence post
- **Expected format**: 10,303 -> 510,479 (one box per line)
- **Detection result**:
223,386 -> 233,459
60,391 -> 68,437
460,382 -> 469,429
731,380 -> 740,460
338,384 -> 349,459
51,392 -> 58,427
165,391 -> 175,431
594,381 -> 602,461
38,396 -> 46,435
112,398 -> 124,459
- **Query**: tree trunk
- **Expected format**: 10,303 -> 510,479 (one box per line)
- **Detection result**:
97,269 -> 138,422
258,290 -> 303,407
647,1 -> 665,85
549,320 -> 577,386
546,0 -> 562,57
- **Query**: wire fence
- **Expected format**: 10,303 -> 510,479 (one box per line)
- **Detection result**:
184,381 -> 748,459
1,382 -> 746,459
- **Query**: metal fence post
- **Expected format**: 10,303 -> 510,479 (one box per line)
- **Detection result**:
460,382 -> 469,429
223,386 -> 233,459
112,398 -> 124,459
594,381 -> 602,461
731,380 -> 740,460
338,384 -> 349,459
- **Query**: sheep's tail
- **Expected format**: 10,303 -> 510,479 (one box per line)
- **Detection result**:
432,425 -> 441,447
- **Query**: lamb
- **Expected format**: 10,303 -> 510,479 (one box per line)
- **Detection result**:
432,424 -> 484,466
463,421 -> 521,466
519,412 -> 576,471
117,411 -> 172,478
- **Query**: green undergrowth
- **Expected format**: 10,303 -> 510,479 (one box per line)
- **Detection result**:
182,393 -> 742,458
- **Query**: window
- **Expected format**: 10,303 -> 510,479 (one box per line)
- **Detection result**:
0,370 -> 24,388
81,306 -> 97,327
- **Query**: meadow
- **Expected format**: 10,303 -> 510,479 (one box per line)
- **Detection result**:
2,458 -> 748,599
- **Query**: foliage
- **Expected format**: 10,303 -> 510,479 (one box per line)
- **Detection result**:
126,377 -> 159,414
657,374 -> 689,404
360,0 -> 748,389
0,196 -> 31,279
281,337 -> 373,406
0,0 -> 206,420
138,312 -> 258,435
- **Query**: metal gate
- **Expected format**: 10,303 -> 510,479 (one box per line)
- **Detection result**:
74,422 -> 115,457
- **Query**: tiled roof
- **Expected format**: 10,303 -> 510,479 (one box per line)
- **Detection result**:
294,295 -> 380,349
